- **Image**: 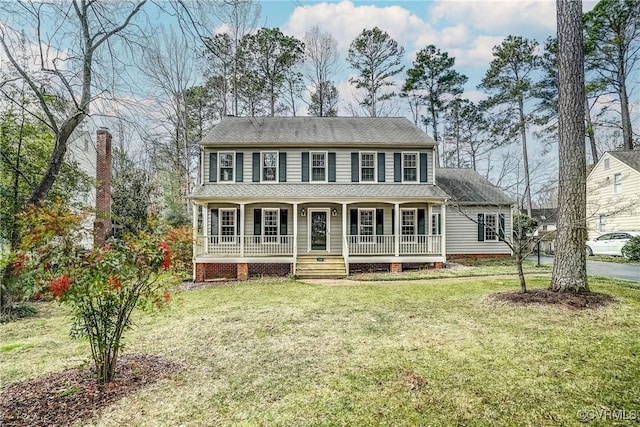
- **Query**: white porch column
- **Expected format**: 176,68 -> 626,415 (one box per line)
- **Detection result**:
342,202 -> 348,275
293,203 -> 298,270
203,205 -> 209,254
441,202 -> 447,260
239,203 -> 245,257
428,204 -> 433,235
394,203 -> 400,257
192,203 -> 199,279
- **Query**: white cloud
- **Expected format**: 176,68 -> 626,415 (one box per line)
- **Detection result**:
283,1 -> 436,55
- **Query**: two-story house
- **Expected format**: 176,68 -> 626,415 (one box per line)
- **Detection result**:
586,150 -> 640,239
190,117 -> 513,280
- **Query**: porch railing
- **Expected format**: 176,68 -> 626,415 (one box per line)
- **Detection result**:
347,235 -> 441,256
195,235 -> 294,256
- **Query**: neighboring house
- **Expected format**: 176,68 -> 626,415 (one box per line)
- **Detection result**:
65,129 -> 97,247
190,117 -> 513,280
530,208 -> 557,254
586,151 -> 640,240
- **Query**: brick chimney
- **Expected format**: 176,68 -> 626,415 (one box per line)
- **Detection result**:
94,128 -> 112,246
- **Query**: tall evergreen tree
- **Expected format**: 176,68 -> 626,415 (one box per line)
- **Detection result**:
584,0 -> 640,150
402,45 -> 467,146
551,0 -> 589,292
347,27 -> 404,117
479,35 -> 540,216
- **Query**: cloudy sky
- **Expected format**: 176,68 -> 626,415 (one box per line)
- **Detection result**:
252,0 -> 596,108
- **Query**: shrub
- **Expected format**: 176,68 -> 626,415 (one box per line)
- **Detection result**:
622,236 -> 640,261
15,202 -> 180,384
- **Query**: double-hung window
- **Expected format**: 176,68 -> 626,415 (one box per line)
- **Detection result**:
360,152 -> 376,182
403,153 -> 418,182
431,213 -> 442,235
613,173 -> 622,194
359,209 -> 375,242
219,152 -> 234,182
263,208 -> 279,243
262,152 -> 278,182
484,214 -> 498,241
220,209 -> 236,243
401,209 -> 417,242
311,152 -> 326,182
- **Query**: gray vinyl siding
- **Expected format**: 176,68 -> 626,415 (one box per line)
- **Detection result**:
445,206 -> 512,255
202,147 -> 435,184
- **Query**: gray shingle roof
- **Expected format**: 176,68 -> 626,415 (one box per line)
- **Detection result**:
608,150 -> 640,172
191,183 -> 448,201
435,168 -> 513,205
201,117 -> 436,146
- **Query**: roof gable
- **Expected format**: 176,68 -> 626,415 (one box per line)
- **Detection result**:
201,117 -> 436,146
436,168 -> 513,205
608,150 -> 640,173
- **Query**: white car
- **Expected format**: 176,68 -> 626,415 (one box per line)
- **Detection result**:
586,231 -> 640,257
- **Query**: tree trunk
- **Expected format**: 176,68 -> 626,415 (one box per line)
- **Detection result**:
584,95 -> 598,163
618,62 -> 633,150
518,98 -> 532,217
516,253 -> 527,293
550,0 -> 589,293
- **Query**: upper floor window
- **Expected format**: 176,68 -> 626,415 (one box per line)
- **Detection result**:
360,152 -> 376,182
403,153 -> 418,182
262,152 -> 278,182
311,152 -> 326,182
599,214 -> 606,233
219,152 -> 234,182
613,173 -> 622,194
603,158 -> 610,170
484,214 -> 498,241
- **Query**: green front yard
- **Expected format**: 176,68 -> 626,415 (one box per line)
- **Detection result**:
2,276 -> 640,426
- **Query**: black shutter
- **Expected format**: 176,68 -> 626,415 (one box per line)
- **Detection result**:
477,213 -> 485,241
328,152 -> 336,182
236,209 -> 241,235
210,209 -> 219,235
418,209 -> 426,234
378,153 -> 385,182
280,209 -> 288,235
420,153 -> 428,182
437,213 -> 442,235
254,209 -> 262,235
394,153 -> 401,182
279,152 -> 287,182
499,213 -> 505,241
376,209 -> 384,235
351,152 -> 359,182
391,208 -> 395,234
350,209 -> 358,235
236,153 -> 243,182
209,153 -> 217,182
252,153 -> 260,182
302,152 -> 309,182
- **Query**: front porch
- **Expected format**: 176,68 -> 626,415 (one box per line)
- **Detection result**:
192,200 -> 447,279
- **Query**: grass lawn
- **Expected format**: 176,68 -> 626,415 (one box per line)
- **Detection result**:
2,276 -> 640,426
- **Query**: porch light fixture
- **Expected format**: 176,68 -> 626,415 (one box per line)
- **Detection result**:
332,208 -> 338,217
300,208 -> 306,216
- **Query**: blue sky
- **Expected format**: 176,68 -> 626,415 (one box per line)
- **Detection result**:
246,0 -> 597,108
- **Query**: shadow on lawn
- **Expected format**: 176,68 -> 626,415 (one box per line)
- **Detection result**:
489,288 -> 616,310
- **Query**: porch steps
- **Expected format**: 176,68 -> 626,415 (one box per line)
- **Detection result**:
295,256 -> 347,279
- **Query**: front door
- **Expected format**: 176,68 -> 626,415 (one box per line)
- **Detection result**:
309,210 -> 329,251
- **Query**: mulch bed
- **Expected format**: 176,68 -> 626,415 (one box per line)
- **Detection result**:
490,288 -> 616,310
1,353 -> 181,427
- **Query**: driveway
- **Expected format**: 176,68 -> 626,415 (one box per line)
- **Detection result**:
531,256 -> 640,282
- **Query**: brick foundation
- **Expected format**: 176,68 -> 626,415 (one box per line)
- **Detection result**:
390,262 -> 403,273
349,263 -> 390,274
195,263 -> 237,281
433,262 -> 444,269
447,254 -> 511,262
195,262 -> 292,281
248,263 -> 292,276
